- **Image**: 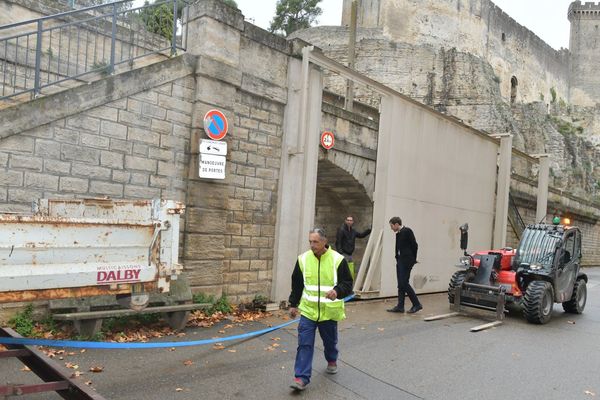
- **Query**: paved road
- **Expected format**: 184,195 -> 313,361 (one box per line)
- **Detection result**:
2,268 -> 600,399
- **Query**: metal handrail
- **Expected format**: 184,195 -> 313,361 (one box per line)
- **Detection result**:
508,193 -> 526,239
0,0 -> 188,101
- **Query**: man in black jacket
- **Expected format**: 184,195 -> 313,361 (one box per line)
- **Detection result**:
387,216 -> 422,313
335,216 -> 371,279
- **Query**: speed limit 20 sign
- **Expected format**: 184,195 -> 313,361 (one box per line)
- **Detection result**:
320,131 -> 335,150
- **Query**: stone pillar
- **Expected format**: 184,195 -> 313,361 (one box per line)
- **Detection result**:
271,46 -> 324,302
493,134 -> 512,249
535,154 -> 550,223
182,0 -> 245,298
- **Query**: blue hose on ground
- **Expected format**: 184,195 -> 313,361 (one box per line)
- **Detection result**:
0,294 -> 355,349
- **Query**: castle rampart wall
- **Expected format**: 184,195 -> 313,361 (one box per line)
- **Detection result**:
569,1 -> 600,105
341,0 -> 571,106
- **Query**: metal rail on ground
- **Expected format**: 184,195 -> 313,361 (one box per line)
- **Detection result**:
0,327 -> 107,399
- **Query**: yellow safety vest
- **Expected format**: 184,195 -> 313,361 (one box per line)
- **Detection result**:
298,247 -> 346,322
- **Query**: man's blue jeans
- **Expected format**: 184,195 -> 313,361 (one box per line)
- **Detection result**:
294,315 -> 338,384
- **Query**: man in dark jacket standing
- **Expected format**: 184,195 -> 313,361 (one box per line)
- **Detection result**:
387,216 -> 422,313
335,215 -> 371,279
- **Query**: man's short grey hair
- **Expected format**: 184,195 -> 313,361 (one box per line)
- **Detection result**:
309,227 -> 327,239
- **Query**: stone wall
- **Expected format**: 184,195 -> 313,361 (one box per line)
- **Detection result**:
569,1 -> 600,106
340,0 -> 571,105
0,55 -> 194,213
510,175 -> 600,266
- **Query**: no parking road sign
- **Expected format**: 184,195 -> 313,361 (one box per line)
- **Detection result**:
320,131 -> 335,150
203,109 -> 228,140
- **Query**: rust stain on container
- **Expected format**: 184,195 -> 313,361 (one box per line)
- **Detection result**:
0,283 -> 157,303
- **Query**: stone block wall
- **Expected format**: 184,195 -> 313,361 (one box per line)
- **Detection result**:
0,56 -> 194,213
510,175 -> 600,267
340,0 -> 572,105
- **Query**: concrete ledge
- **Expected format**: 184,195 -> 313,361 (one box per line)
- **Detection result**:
187,0 -> 245,31
0,53 -> 196,139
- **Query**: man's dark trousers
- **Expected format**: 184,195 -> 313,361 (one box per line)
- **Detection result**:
396,259 -> 420,309
294,315 -> 338,384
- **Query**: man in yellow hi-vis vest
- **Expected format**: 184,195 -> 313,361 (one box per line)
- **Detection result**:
288,228 -> 353,391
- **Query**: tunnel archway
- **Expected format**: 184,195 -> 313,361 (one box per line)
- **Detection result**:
315,156 -> 374,267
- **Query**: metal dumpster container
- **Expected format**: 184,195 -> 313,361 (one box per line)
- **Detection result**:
0,198 -> 185,309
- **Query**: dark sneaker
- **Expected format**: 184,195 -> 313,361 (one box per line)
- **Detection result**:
326,361 -> 338,374
290,378 -> 307,391
386,306 -> 405,313
407,304 -> 423,313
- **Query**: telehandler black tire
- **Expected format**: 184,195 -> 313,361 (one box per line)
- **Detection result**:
562,278 -> 587,314
523,281 -> 554,324
448,271 -> 467,304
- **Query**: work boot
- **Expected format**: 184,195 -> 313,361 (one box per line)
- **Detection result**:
290,377 -> 308,391
326,361 -> 338,374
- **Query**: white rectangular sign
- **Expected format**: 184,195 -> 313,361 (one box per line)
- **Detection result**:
199,153 -> 226,179
200,139 -> 227,156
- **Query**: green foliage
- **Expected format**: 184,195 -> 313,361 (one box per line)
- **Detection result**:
558,98 -> 567,108
551,116 -> 581,137
45,47 -> 54,58
92,60 -> 110,75
192,292 -> 215,305
193,293 -> 233,315
140,1 -> 175,41
253,294 -> 269,303
550,87 -> 557,103
269,0 -> 323,36
8,304 -> 36,337
220,0 -> 238,7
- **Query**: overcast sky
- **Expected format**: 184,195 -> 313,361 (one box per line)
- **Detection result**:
133,0 -> 574,50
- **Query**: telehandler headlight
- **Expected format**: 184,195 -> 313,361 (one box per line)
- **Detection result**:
459,256 -> 472,266
529,263 -> 543,271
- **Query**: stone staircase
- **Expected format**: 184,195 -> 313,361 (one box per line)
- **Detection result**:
0,0 -> 179,109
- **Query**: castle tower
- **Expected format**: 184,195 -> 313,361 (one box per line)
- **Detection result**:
568,1 -> 600,105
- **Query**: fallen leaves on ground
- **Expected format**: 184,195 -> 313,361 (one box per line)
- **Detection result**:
20,366 -> 31,372
89,366 -> 104,373
183,360 -> 194,366
175,388 -> 184,392
584,390 -> 596,396
213,343 -> 225,350
65,362 -> 79,370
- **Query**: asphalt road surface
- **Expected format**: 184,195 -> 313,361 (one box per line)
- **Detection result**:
2,267 -> 599,399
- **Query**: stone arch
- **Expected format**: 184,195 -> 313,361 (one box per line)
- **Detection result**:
511,76 -> 518,103
315,153 -> 374,265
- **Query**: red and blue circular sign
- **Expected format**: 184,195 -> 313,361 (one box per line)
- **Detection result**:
320,131 -> 335,150
203,109 -> 228,140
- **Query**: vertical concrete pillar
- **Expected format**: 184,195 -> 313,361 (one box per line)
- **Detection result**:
271,48 -> 323,302
493,134 -> 512,249
535,154 -> 550,223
